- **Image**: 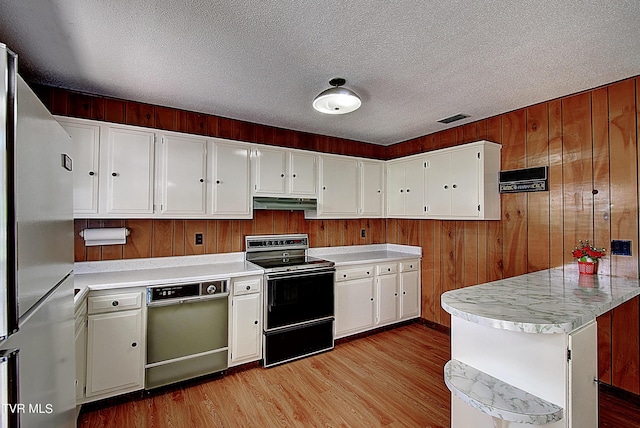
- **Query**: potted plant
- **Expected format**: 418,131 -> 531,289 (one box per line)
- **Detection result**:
572,240 -> 606,275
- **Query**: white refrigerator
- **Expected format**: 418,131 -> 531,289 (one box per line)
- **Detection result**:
0,43 -> 75,427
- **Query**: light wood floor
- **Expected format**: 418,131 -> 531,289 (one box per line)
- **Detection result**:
79,323 -> 640,427
79,323 -> 451,427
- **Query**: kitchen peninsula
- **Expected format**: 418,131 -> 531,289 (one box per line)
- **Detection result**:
441,267 -> 640,428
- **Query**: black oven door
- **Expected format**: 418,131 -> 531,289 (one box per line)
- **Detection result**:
265,268 -> 335,330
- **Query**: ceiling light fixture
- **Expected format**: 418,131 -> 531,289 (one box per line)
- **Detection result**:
313,78 -> 361,115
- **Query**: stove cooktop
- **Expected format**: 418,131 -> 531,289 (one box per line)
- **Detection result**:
249,255 -> 334,273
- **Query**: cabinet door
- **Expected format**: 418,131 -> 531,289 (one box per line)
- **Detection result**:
568,320 -> 597,428
230,293 -> 262,366
289,151 -> 317,195
360,160 -> 384,217
425,151 -> 451,216
404,158 -> 426,216
254,147 -> 286,194
160,135 -> 207,216
320,156 -> 358,216
85,310 -> 143,398
107,127 -> 155,214
74,311 -> 87,402
212,142 -> 251,216
400,269 -> 420,319
377,274 -> 398,326
450,147 -> 480,217
386,161 -> 406,216
59,121 -> 100,214
335,277 -> 375,338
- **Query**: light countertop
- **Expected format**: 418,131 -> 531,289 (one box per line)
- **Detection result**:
73,253 -> 262,307
73,244 -> 421,309
309,244 -> 421,266
441,266 -> 640,334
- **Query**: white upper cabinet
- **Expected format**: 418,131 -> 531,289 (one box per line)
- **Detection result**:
360,160 -> 384,217
307,155 -> 385,219
289,151 -> 317,195
106,127 -> 155,215
253,147 -> 287,194
318,155 -> 359,216
424,141 -> 501,220
158,134 -> 207,216
211,140 -> 251,217
58,119 -> 100,215
386,156 -> 425,217
252,146 -> 317,197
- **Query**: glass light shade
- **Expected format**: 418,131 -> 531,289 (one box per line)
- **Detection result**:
312,86 -> 361,114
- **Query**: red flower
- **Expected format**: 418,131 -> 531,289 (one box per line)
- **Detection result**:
586,248 -> 603,258
572,249 -> 584,258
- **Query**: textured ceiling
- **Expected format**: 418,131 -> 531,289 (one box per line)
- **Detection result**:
1,1 -> 640,146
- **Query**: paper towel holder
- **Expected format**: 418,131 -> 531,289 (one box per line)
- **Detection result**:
80,227 -> 131,246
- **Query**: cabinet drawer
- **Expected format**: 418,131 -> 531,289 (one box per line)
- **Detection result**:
335,266 -> 375,282
400,260 -> 420,272
233,278 -> 261,296
88,292 -> 142,314
377,262 -> 398,275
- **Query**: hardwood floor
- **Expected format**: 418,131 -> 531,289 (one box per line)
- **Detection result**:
79,323 -> 640,427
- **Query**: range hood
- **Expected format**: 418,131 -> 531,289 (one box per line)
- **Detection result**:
253,197 -> 317,211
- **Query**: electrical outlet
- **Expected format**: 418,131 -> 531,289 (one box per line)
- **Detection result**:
361,229 -> 366,238
195,233 -> 203,246
611,240 -> 632,256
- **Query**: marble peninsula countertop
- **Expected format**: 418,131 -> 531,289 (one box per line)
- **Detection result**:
441,266 -> 640,334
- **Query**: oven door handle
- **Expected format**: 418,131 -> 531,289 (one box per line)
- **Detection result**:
265,268 -> 335,281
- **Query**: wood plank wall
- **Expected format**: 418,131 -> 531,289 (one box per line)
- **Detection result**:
44,76 -> 640,394
386,76 -> 640,395
73,214 -> 387,262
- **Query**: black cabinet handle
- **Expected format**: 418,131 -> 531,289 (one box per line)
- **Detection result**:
200,178 -> 204,183
246,285 -> 251,290
387,268 -> 391,272
293,173 -> 297,178
112,172 -> 117,177
366,271 -> 370,275
343,274 -> 347,278
131,342 -> 137,347
452,184 -> 457,189
254,320 -> 258,325
394,293 -> 398,296
280,173 -> 285,178
323,186 -> 326,190
444,185 -> 449,189
88,171 -> 95,176
400,189 -> 404,193
112,301 -> 119,307
406,188 -> 411,193
377,190 -> 381,193
216,180 -> 221,184
370,298 -> 374,301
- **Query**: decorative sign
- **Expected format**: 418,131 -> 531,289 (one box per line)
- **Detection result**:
499,166 -> 548,194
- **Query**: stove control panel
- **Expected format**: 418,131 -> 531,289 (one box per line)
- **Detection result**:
245,234 -> 309,252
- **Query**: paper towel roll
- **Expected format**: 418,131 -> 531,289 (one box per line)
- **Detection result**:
81,228 -> 129,246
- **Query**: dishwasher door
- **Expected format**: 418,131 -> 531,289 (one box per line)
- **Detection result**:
146,295 -> 228,390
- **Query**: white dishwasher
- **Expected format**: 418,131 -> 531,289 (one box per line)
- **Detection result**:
145,279 -> 229,390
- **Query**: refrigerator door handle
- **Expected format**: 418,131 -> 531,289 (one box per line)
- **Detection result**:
0,349 -> 20,428
1,45 -> 19,340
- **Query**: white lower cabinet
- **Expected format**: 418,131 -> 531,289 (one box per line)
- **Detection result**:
335,266 -> 375,338
229,276 -> 262,366
84,291 -> 144,401
399,260 -> 420,320
336,259 -> 421,339
376,263 -> 399,327
74,300 -> 87,413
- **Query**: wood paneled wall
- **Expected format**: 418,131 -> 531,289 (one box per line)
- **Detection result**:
74,214 -> 386,262
32,84 -> 386,160
50,76 -> 640,394
386,76 -> 640,394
